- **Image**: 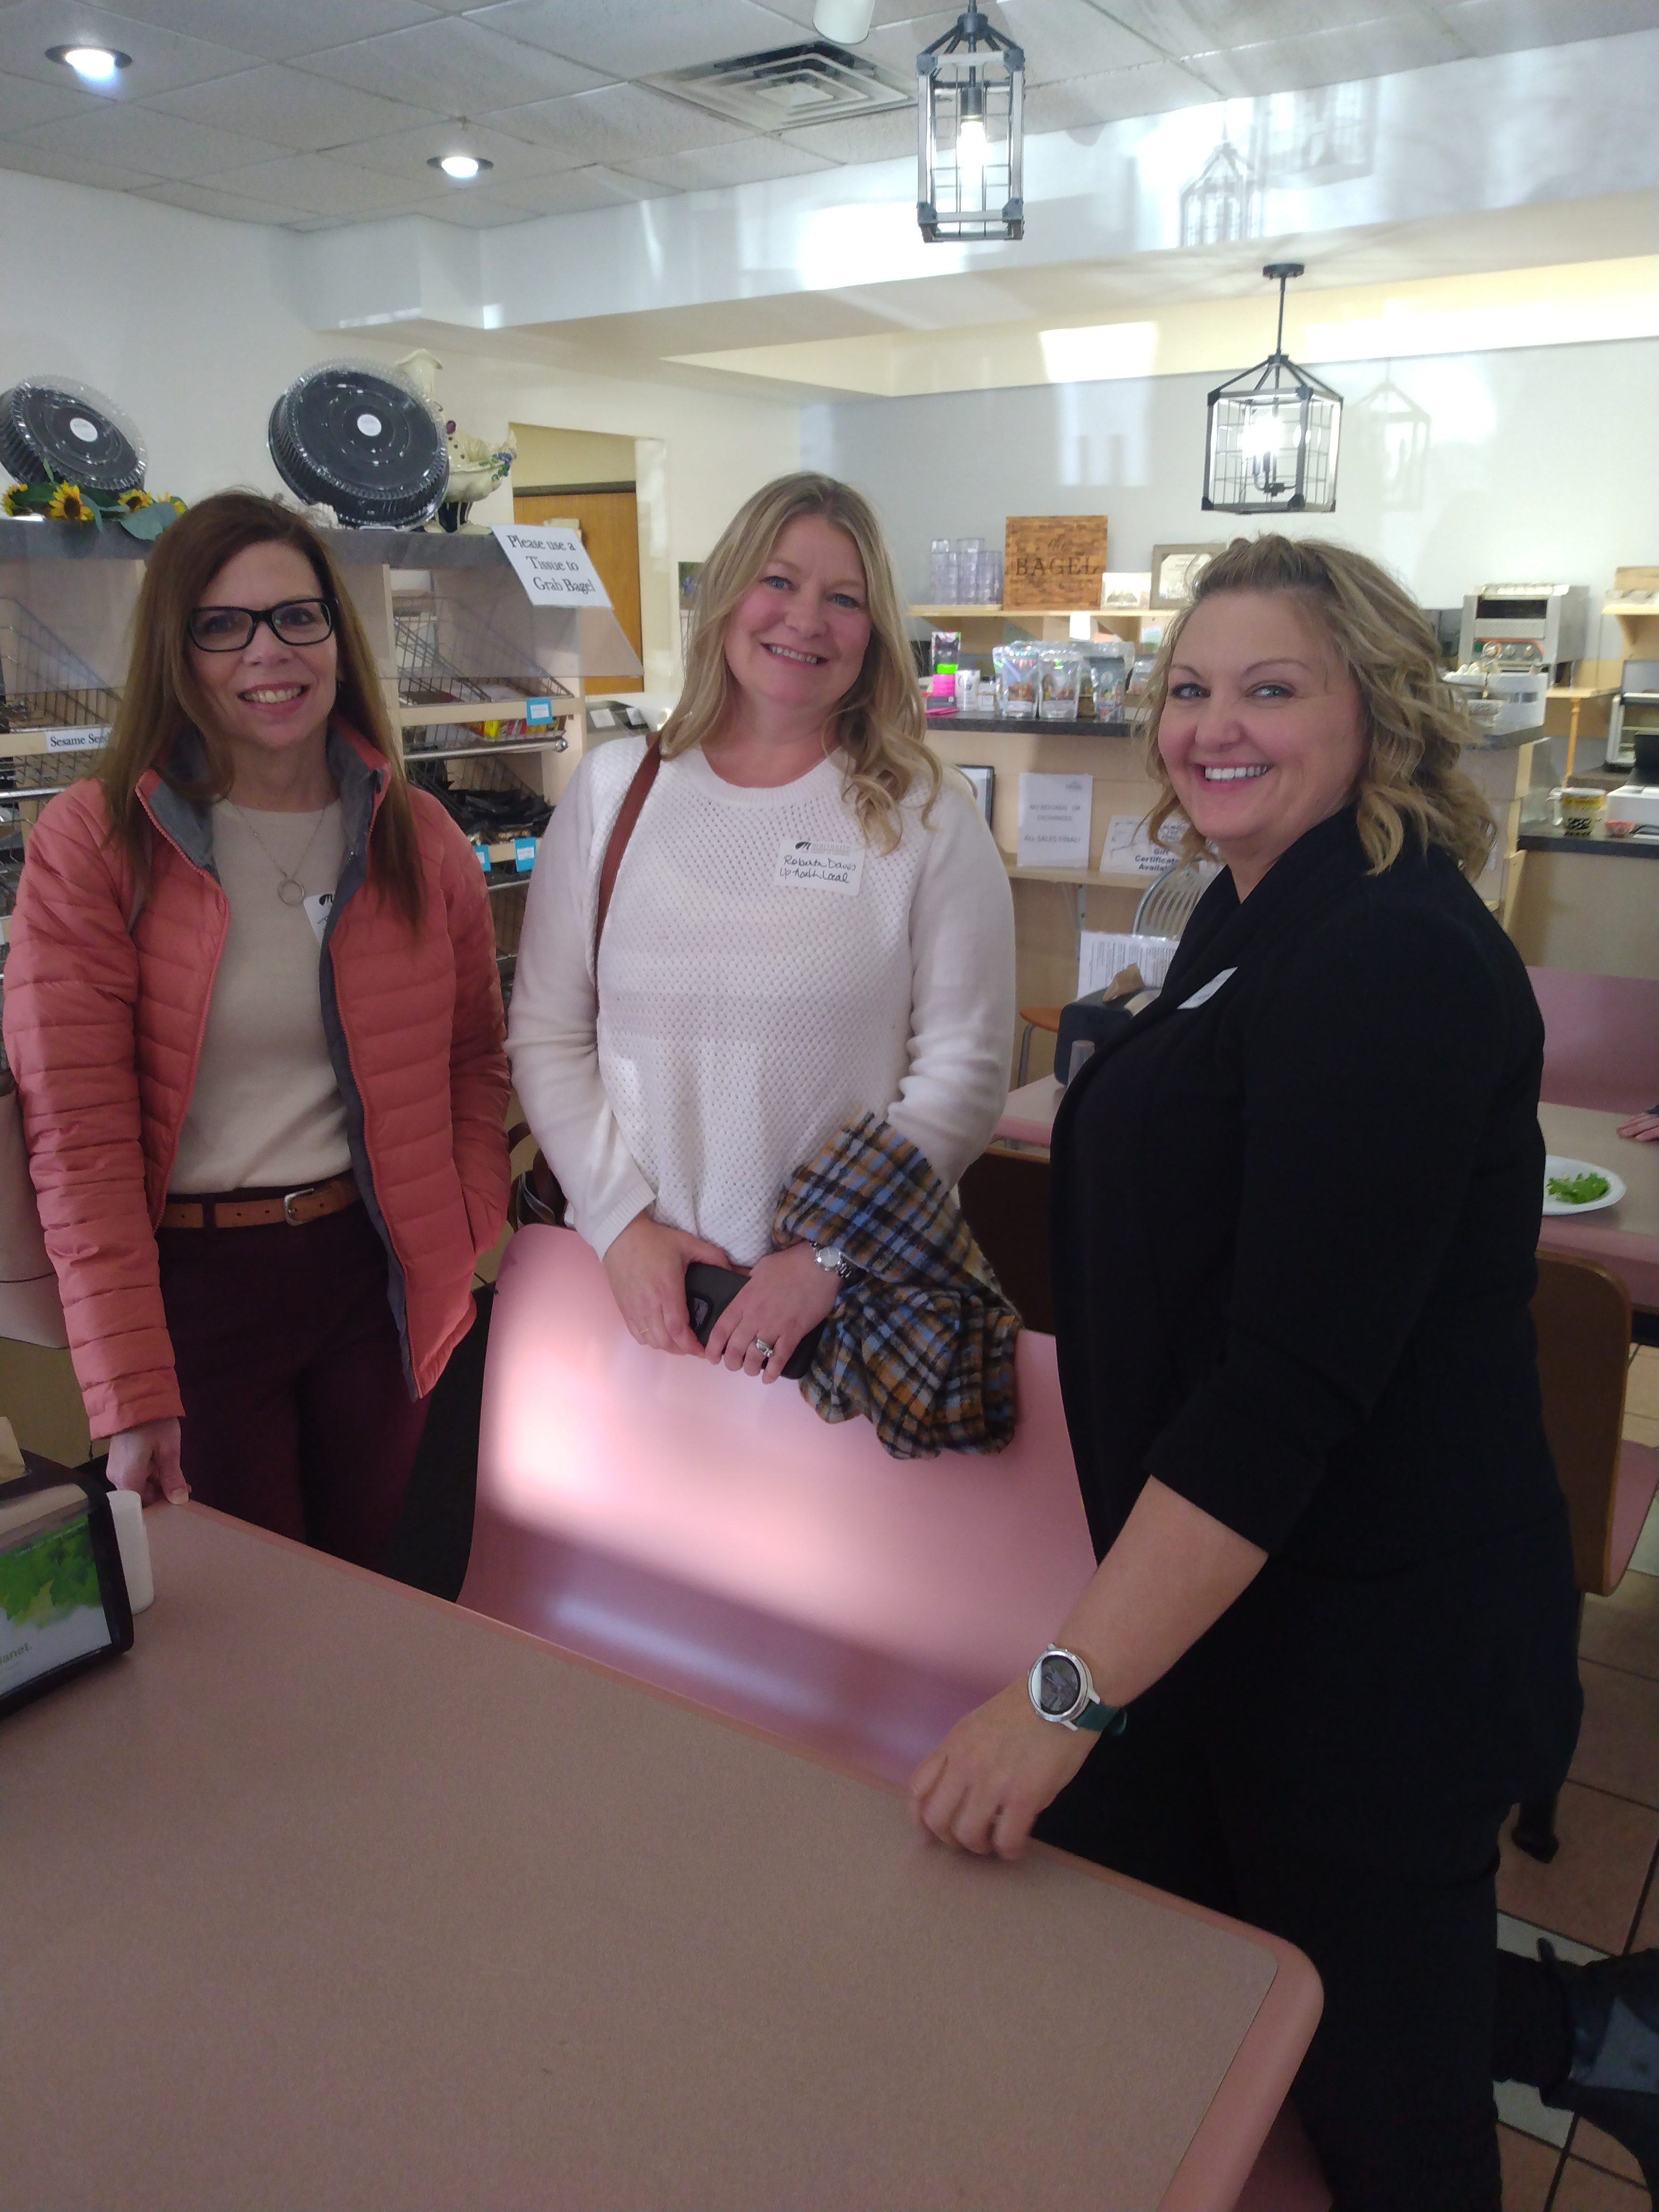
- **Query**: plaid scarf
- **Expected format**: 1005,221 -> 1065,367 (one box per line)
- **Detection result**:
773,1113 -> 1019,1460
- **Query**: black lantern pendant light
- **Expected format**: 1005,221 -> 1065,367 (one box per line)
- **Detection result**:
1203,263 -> 1342,514
917,9 -> 1024,244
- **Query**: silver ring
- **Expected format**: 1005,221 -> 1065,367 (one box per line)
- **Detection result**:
752,1337 -> 775,1360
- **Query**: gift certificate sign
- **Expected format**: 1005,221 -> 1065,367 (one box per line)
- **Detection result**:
1102,812 -> 1179,876
492,523 -> 611,607
1017,773 -> 1092,870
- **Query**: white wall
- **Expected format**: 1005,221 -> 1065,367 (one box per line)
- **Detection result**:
803,337 -> 1659,660
0,169 -> 800,689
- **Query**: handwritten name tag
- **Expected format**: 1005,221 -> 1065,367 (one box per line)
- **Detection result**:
775,837 -> 864,897
1177,967 -> 1236,1009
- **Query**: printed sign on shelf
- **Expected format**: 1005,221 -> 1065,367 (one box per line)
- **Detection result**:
1017,773 -> 1092,871
41,726 -> 111,753
1102,813 -> 1179,877
524,696 -> 556,726
491,523 -> 611,609
514,836 -> 538,874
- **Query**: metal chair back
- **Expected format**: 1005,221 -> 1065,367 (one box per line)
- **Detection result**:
1132,862 -> 1211,941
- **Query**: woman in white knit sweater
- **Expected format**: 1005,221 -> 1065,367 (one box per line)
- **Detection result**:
508,472 -> 1015,1380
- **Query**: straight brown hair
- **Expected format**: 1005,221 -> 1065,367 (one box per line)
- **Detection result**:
99,490 -> 424,926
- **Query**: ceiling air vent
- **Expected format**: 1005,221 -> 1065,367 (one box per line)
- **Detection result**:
647,41 -> 913,132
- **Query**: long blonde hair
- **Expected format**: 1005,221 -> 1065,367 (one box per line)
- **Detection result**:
1142,534 -> 1493,878
98,490 -> 424,925
661,472 -> 938,851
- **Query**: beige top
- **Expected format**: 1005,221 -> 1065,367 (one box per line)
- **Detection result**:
171,800 -> 351,1194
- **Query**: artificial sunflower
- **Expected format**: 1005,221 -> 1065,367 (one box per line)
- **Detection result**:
118,487 -> 153,512
2,482 -> 34,516
45,482 -> 96,524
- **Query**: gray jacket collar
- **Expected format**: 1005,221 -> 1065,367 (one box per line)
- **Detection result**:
146,723 -> 383,877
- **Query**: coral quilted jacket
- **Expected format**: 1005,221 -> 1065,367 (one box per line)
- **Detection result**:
2,726 -> 510,1439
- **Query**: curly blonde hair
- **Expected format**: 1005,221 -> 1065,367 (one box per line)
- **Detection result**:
659,472 -> 938,852
1142,534 -> 1493,878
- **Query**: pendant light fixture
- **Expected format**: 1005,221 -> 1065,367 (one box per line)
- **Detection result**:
917,9 -> 1024,244
1202,264 -> 1342,514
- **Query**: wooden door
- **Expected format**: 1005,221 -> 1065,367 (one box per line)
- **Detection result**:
514,487 -> 642,694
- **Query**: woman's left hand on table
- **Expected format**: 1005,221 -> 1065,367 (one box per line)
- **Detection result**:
1618,1110 -> 1659,1143
909,1679 -> 1096,1861
706,1241 -> 839,1382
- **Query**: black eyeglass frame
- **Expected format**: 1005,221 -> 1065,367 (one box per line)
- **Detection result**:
186,599 -> 337,652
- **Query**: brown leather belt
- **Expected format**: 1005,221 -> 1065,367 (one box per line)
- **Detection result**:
160,1173 -> 361,1231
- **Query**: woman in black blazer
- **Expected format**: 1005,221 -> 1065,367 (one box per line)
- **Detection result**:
911,537 -> 1659,2210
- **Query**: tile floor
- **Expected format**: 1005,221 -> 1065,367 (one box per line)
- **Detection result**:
1494,1346 -> 1659,2209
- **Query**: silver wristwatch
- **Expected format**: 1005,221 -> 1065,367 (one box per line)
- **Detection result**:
1028,1646 -> 1128,1736
814,1245 -> 853,1281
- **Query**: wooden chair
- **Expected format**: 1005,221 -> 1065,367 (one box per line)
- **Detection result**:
1511,1251 -> 1659,1862
958,1147 -> 1053,1333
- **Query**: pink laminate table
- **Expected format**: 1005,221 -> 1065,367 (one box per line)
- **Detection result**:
1,1503 -> 1322,2212
993,1086 -> 1659,1317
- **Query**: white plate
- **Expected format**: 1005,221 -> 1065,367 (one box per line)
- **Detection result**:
1542,1155 -> 1626,1217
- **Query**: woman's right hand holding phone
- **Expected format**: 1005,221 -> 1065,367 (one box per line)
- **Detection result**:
604,1210 -> 734,1355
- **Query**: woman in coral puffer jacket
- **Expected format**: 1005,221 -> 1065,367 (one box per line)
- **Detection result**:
3,492 -> 510,1564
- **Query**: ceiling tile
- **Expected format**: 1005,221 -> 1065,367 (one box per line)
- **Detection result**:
193,149 -> 431,214
131,174 -> 319,222
11,100 -> 285,177
859,3 -> 1164,87
465,1 -> 807,77
1023,57 -> 1220,129
778,104 -> 918,161
329,116 -> 593,183
145,63 -> 444,150
616,135 -> 842,190
758,1 -> 995,24
486,80 -> 747,162
0,62 -> 102,129
0,138 -> 161,189
995,0 -> 1166,77
1188,14 -> 1467,97
1430,0 -> 1659,55
92,0 -> 442,64
0,1 -> 258,94
314,17 -> 610,114
439,163 -> 657,215
1100,0 -> 1412,53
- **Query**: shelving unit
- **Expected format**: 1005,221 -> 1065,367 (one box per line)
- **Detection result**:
0,519 -> 641,994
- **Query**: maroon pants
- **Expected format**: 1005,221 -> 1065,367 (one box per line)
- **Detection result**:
157,1199 -> 429,1568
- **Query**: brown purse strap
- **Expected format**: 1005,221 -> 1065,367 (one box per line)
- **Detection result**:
593,738 -> 661,970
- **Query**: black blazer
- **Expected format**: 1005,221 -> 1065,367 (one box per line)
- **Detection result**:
1051,809 -> 1580,1815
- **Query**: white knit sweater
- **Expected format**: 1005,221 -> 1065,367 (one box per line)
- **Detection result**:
508,738 -> 1016,1266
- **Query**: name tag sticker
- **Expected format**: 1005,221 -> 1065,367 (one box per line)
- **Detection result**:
1177,966 -> 1236,1010
775,837 -> 864,898
303,890 -> 334,946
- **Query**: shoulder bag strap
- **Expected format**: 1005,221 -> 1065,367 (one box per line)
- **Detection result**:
593,739 -> 661,973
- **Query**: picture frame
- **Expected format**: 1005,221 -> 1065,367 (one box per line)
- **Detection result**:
1149,543 -> 1227,611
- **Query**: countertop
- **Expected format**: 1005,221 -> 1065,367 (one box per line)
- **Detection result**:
1519,825 -> 1659,860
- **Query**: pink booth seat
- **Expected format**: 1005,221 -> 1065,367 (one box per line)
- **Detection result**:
464,1226 -> 1330,2211
462,1224 -> 1099,1783
1529,967 -> 1659,1113
1613,1440 -> 1659,1588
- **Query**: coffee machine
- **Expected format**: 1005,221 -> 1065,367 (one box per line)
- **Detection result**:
1457,583 -> 1588,685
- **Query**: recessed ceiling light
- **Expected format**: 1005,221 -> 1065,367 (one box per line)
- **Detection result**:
46,43 -> 131,81
429,153 -> 492,182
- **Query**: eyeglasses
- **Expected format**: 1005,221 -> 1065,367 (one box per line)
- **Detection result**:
187,599 -> 336,652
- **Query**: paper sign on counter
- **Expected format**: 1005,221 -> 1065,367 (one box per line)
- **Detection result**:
491,523 -> 611,608
1017,773 -> 1092,871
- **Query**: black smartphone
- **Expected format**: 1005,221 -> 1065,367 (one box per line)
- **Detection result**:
683,1262 -> 825,1381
